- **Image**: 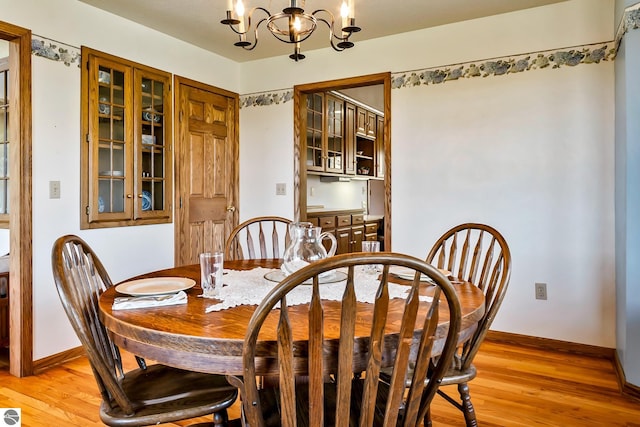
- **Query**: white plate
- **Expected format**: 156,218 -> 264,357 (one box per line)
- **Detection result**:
389,267 -> 451,282
99,170 -> 124,177
115,277 -> 195,296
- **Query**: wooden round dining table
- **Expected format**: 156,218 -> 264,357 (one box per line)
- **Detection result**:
99,259 -> 485,376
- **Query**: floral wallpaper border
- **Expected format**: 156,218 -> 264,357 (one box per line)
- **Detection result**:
31,35 -> 81,67
390,41 -> 614,89
240,89 -> 293,108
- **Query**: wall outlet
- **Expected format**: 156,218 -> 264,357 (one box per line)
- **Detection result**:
275,183 -> 286,196
535,282 -> 547,300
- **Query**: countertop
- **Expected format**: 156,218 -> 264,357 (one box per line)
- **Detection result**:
306,208 -> 383,222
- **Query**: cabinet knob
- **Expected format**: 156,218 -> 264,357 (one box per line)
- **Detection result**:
126,194 -> 133,199
226,206 -> 236,212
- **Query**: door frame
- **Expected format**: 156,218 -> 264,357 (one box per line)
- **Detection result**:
293,72 -> 392,250
0,21 -> 33,377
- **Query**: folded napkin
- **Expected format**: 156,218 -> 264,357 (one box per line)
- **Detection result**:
112,290 -> 188,310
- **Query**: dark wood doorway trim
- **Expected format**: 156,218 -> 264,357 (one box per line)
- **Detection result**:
293,72 -> 391,250
0,21 -> 33,377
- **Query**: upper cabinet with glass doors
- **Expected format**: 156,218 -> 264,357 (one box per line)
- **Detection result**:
305,93 -> 345,174
80,47 -> 172,229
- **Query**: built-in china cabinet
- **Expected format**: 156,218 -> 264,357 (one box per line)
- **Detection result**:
80,47 -> 172,229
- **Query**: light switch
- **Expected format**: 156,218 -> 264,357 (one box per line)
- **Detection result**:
49,181 -> 61,199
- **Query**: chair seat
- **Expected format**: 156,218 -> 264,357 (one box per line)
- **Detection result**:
101,364 -> 238,426
439,363 -> 477,386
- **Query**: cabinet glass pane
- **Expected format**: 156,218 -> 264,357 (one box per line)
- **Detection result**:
313,111 -> 322,130
0,108 -> 5,148
0,180 -> 7,214
98,143 -> 126,177
0,71 -> 5,102
98,178 -> 125,213
0,142 -> 7,177
112,107 -> 125,141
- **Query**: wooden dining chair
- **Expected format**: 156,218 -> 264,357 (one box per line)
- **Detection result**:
224,216 -> 292,260
424,223 -> 512,427
227,252 -> 462,427
51,235 -> 238,427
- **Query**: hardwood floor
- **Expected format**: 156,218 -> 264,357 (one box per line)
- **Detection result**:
0,340 -> 639,426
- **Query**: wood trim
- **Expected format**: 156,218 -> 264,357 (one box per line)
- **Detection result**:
32,346 -> 85,375
0,20 -> 33,377
613,350 -> 640,401
294,72 -> 392,249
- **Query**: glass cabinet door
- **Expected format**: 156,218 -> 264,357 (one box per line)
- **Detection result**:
325,95 -> 344,174
305,92 -> 324,172
135,69 -> 171,220
91,58 -> 132,222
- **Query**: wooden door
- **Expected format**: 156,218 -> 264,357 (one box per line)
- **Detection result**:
174,77 -> 238,266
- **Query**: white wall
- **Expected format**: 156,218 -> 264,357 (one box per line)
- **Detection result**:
393,64 -> 615,346
237,0 -> 617,347
2,0 -> 241,359
306,175 -> 368,211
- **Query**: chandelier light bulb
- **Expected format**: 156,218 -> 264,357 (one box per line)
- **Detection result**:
341,2 -> 349,18
235,0 -> 245,17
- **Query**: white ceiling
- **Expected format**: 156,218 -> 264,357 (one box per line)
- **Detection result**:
77,0 -> 568,63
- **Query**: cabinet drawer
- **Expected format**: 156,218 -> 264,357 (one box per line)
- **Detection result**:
337,215 -> 352,228
319,216 -> 336,229
306,217 -> 320,226
352,214 -> 364,226
365,223 -> 378,234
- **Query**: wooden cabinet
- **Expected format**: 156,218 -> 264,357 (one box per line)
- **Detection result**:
309,212 -> 372,254
356,107 -> 376,138
81,47 -> 172,229
344,102 -> 356,175
365,221 -> 379,241
305,93 -> 345,174
354,106 -> 382,178
336,214 -> 364,254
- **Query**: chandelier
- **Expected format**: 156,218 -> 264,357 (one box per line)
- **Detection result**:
221,0 -> 361,61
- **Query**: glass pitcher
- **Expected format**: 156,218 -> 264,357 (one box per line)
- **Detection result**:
282,222 -> 337,275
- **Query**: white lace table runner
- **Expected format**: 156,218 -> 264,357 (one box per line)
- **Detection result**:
204,267 -> 432,312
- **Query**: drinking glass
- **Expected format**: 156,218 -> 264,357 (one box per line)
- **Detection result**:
199,252 -> 224,298
361,240 -> 381,274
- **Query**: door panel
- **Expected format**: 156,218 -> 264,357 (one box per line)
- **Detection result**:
174,77 -> 238,266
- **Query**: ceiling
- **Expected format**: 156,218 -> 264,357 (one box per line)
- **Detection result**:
77,0 -> 568,63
